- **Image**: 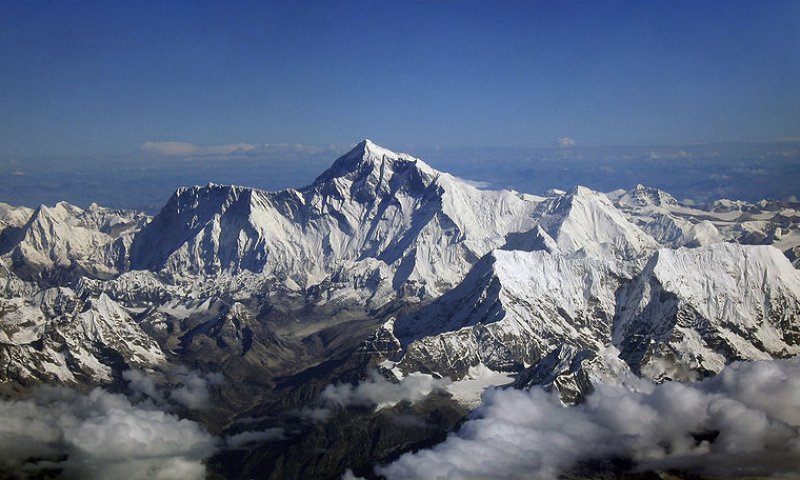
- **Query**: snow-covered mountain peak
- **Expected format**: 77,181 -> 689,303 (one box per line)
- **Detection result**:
32,201 -> 84,223
618,184 -> 679,208
312,140 -> 438,187
649,242 -> 800,294
534,185 -> 659,260
614,242 -> 800,380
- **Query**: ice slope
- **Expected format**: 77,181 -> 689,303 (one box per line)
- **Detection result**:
387,241 -> 800,395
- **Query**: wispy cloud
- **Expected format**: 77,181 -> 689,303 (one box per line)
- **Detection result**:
141,141 -> 258,157
139,140 -> 351,160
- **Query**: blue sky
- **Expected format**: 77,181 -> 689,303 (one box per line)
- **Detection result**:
1,0 -> 799,158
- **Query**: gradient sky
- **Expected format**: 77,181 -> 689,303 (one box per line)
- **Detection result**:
1,0 -> 799,157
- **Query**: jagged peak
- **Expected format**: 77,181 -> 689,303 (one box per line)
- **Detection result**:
171,183 -> 261,208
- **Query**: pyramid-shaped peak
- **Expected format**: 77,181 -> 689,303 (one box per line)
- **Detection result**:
349,138 -> 406,161
313,139 -> 436,185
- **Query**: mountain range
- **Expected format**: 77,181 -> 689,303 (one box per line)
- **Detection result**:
1,140 -> 799,479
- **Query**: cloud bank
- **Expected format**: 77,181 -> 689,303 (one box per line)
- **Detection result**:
0,386 -> 217,480
379,358 -> 800,480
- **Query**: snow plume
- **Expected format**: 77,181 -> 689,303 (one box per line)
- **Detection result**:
0,386 -> 217,480
379,358 -> 800,480
123,367 -> 224,410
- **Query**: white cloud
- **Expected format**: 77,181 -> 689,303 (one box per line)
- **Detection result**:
0,386 -> 218,479
379,358 -> 800,480
557,137 -> 576,147
647,149 -> 691,160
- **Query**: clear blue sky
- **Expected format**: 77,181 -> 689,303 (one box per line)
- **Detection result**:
1,0 -> 799,157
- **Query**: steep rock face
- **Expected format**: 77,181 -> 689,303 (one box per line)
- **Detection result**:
392,249 -> 626,379
130,140 -> 540,299
387,240 -> 800,390
0,288 -> 164,383
614,243 -> 800,381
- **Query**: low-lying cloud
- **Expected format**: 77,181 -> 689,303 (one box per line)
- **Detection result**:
299,370 -> 450,421
0,386 -> 217,480
321,370 -> 449,410
379,358 -> 800,480
123,367 -> 224,410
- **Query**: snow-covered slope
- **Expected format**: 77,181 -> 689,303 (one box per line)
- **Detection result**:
0,202 -> 34,229
390,249 -> 627,379
520,186 -> 659,260
130,140 -> 540,300
0,288 -> 164,383
614,243 -> 800,381
612,184 -> 800,257
1,202 -> 147,282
